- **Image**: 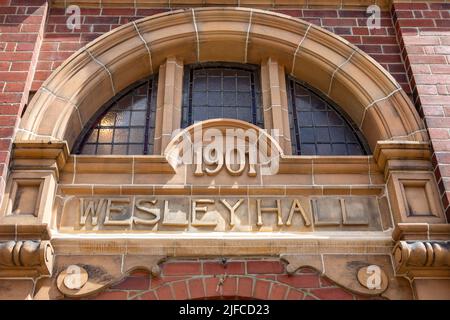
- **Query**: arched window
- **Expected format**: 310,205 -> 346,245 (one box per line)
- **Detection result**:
75,77 -> 157,155
287,78 -> 368,155
181,63 -> 263,128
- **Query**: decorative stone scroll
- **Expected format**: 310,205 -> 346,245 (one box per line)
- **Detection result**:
0,240 -> 54,276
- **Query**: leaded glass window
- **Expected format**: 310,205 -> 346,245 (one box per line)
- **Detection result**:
181,63 -> 263,128
287,78 -> 368,155
75,77 -> 157,155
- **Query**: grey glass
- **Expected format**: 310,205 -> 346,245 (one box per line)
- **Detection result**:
287,78 -> 367,156
182,64 -> 263,128
77,77 -> 157,155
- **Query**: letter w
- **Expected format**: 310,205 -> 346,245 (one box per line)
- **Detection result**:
80,198 -> 106,226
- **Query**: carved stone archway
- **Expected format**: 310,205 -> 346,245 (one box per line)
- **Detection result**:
17,7 -> 426,151
2,7 -> 449,301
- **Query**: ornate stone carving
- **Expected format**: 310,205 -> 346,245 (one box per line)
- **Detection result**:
56,255 -> 166,298
393,241 -> 450,277
0,240 -> 54,276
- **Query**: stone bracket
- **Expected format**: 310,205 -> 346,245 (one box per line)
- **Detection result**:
393,240 -> 450,278
55,255 -> 166,298
280,253 -> 412,299
0,240 -> 54,277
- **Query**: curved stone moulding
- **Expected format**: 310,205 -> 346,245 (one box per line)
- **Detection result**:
17,7 -> 427,152
0,240 -> 54,276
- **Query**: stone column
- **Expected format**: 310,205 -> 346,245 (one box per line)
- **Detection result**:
261,58 -> 292,155
154,57 -> 184,154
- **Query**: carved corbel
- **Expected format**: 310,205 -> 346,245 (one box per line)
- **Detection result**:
0,240 -> 54,277
280,253 -> 415,299
393,241 -> 450,278
55,255 -> 166,298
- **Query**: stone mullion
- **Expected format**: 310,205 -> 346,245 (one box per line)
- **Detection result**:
261,58 -> 292,155
154,57 -> 184,154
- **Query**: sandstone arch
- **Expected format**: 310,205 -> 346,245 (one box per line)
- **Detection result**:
17,7 -> 426,152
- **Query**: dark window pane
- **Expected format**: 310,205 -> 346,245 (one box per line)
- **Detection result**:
208,76 -> 221,91
301,144 -> 316,155
193,76 -> 206,91
77,77 -> 157,155
208,92 -> 222,106
182,64 -> 263,128
317,144 -> 332,155
287,78 -> 367,156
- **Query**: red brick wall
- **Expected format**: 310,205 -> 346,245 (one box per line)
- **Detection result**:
0,0 -> 48,205
392,2 -> 450,220
87,259 -> 381,300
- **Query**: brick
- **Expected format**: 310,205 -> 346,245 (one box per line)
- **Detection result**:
204,277 -> 219,297
0,127 -> 14,137
436,20 -> 450,28
322,18 -> 357,27
362,36 -> 398,45
247,261 -> 284,274
303,10 -> 337,18
4,82 -> 25,92
399,18 -> 435,28
111,276 -> 149,290
237,277 -> 253,298
416,85 -> 438,95
426,117 -> 450,129
357,45 -> 382,53
393,3 -> 429,10
430,63 -> 450,74
172,281 -> 189,300
84,16 -> 119,24
0,105 -> 19,115
139,291 -> 157,300
222,277 -> 237,297
101,8 -> 135,16
370,54 -> 402,63
0,52 -> 33,61
435,152 -> 450,165
428,128 -> 449,140
203,261 -> 245,275
415,74 -> 450,85
0,92 -> 21,103
319,277 -> 336,287
420,95 -> 450,105
272,9 -> 302,17
269,283 -> 288,300
276,274 -> 320,288
311,287 -> 354,300
352,27 -> 369,35
286,289 -> 304,300
188,278 -> 205,299
93,291 -> 128,300
253,280 -> 271,300
10,62 -> 30,71
156,285 -> 173,300
0,116 -> 16,126
163,262 -> 202,276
